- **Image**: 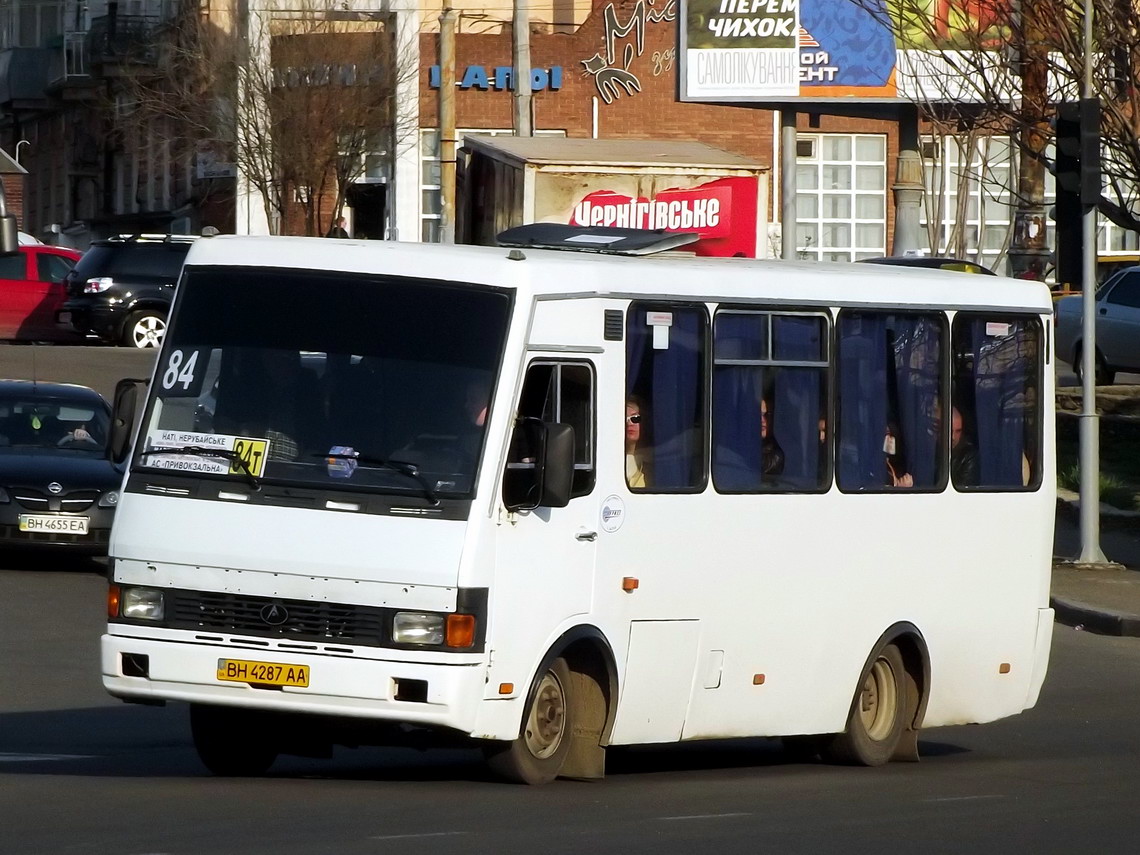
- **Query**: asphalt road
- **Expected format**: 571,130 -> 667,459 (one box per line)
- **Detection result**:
2,557 -> 1140,854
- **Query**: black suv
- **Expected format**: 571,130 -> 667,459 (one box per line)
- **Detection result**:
63,234 -> 195,348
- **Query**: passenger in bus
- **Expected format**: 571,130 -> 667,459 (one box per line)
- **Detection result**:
884,422 -> 913,487
625,397 -> 651,488
950,406 -> 979,487
760,397 -> 784,477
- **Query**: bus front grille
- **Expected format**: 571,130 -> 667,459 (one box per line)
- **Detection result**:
168,590 -> 386,645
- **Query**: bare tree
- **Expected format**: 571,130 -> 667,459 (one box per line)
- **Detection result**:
879,0 -> 1140,233
117,0 -> 414,236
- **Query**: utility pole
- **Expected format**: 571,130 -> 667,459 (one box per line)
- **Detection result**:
512,0 -> 532,135
780,108 -> 796,260
1077,0 -> 1106,564
439,2 -> 457,243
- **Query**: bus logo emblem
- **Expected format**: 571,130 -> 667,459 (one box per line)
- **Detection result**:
260,604 -> 289,626
600,494 -> 626,533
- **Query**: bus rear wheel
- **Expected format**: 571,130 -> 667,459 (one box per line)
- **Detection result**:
484,657 -> 573,785
823,643 -> 905,767
190,704 -> 279,777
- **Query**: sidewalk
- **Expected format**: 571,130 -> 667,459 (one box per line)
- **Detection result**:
1052,493 -> 1140,636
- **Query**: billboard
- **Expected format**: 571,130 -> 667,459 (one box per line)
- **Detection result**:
679,0 -> 1008,103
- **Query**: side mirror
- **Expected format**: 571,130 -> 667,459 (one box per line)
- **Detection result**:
538,423 -> 574,508
503,419 -> 575,511
109,378 -> 147,464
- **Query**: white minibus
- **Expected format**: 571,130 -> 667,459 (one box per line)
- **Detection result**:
102,229 -> 1055,783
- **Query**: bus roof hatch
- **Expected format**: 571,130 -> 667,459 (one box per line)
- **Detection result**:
496,224 -> 699,256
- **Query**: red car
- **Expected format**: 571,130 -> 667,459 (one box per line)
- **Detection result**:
0,245 -> 84,342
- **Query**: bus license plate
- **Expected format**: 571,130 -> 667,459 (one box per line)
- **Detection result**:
18,515 -> 90,534
216,659 -> 309,688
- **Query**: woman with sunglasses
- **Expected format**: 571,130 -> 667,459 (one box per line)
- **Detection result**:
625,397 -> 651,489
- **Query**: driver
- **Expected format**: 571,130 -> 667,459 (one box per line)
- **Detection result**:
58,423 -> 96,446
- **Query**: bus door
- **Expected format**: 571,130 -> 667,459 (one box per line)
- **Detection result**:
497,360 -> 599,637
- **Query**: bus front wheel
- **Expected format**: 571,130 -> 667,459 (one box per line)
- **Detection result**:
823,643 -> 905,767
484,657 -> 573,785
190,703 -> 279,777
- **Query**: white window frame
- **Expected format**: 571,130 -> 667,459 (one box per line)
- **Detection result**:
795,133 -> 888,262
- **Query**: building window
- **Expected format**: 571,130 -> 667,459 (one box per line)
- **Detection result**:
796,134 -> 887,262
419,128 -> 566,243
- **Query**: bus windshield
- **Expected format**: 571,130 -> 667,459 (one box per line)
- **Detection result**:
137,267 -> 512,499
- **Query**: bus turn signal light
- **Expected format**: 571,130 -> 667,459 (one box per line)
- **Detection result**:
622,576 -> 639,592
498,683 -> 514,695
107,584 -> 121,618
446,614 -> 476,648
999,663 -> 1011,674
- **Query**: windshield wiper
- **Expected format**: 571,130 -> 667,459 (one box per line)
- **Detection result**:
139,445 -> 261,490
317,451 -> 441,506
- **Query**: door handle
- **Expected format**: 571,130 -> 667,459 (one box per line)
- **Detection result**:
576,530 -> 598,542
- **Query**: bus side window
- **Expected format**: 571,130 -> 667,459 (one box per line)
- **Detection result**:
951,315 -> 1041,490
712,310 -> 830,492
837,311 -> 946,492
626,303 -> 707,492
503,362 -> 595,506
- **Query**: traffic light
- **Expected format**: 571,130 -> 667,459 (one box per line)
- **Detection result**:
1055,98 -> 1101,208
1053,99 -> 1101,289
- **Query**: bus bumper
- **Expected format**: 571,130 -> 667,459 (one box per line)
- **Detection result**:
1025,606 -> 1055,709
101,630 -> 489,735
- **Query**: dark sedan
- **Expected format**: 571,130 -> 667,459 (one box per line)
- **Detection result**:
858,255 -> 998,275
0,381 -> 122,553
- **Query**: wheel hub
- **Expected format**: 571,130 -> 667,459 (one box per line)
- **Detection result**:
524,672 -> 566,759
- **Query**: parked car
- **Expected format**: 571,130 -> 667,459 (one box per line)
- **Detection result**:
0,381 -> 122,553
1054,265 -> 1140,385
858,256 -> 997,275
0,245 -> 84,342
63,234 -> 196,348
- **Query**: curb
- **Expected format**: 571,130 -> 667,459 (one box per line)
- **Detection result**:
1051,595 -> 1140,637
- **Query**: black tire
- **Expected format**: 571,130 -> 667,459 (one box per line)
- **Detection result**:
190,704 -> 279,777
781,734 -> 827,762
822,643 -> 906,767
484,657 -> 573,785
121,310 -> 167,348
1074,347 -> 1115,386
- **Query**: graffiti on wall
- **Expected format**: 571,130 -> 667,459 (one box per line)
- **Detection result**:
581,0 -> 677,105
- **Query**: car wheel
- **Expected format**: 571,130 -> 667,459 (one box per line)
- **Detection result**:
122,310 -> 166,348
190,704 -> 279,776
483,657 -> 574,784
821,643 -> 906,766
1074,347 -> 1115,386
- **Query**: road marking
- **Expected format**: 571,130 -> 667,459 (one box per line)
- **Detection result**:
926,795 -> 1006,803
0,752 -> 96,762
658,813 -> 753,821
370,832 -> 468,841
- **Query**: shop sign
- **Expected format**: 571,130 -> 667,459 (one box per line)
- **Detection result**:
580,0 -> 677,105
571,187 -> 731,236
428,65 -> 563,91
567,176 -> 759,257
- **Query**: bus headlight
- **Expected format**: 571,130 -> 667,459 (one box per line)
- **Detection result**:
392,612 -> 444,645
120,586 -> 165,620
98,491 -> 119,508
